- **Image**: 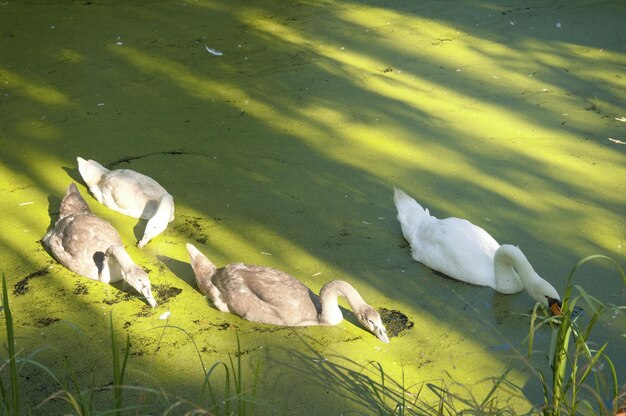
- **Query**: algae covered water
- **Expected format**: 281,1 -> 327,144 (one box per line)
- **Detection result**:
1,0 -> 625,414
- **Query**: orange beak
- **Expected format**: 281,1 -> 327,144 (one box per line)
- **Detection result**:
548,298 -> 562,316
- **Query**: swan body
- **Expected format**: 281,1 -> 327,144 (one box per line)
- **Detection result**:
393,187 -> 561,312
186,243 -> 389,343
43,183 -> 157,307
77,157 -> 174,248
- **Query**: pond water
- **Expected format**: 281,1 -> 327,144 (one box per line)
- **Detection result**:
1,0 -> 625,414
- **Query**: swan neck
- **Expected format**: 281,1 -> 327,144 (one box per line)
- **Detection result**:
106,245 -> 135,276
492,245 -> 537,294
496,246 -> 535,282
319,280 -> 365,325
155,193 -> 174,220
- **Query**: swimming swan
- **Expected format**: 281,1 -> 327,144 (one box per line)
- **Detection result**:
77,157 -> 174,248
186,243 -> 390,343
43,183 -> 157,307
393,187 -> 561,314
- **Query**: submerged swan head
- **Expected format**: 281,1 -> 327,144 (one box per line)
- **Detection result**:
356,305 -> 390,343
137,193 -> 174,248
105,245 -> 157,307
124,264 -> 157,308
495,245 -> 561,314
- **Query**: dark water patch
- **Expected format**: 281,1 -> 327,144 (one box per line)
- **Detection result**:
13,267 -> 50,295
234,345 -> 263,357
174,214 -> 222,245
379,308 -> 414,338
103,291 -> 131,305
33,317 -> 60,327
339,336 -> 363,343
153,284 -> 183,303
201,345 -> 217,353
135,307 -> 153,318
73,282 -> 89,295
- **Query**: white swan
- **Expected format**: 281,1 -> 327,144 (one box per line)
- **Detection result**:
43,183 -> 157,307
77,157 -> 174,248
186,243 -> 389,343
393,187 -> 561,314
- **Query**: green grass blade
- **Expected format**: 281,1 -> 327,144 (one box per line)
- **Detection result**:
1,274 -> 19,416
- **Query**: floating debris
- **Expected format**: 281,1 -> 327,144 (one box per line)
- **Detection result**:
205,45 -> 223,56
14,267 -> 51,295
159,311 -> 171,320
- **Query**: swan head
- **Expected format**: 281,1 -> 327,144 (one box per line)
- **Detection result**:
123,264 -> 158,308
137,193 -> 174,248
357,306 -> 389,343
525,272 -> 561,315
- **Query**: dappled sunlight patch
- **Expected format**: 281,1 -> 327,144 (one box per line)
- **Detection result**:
15,116 -> 63,141
55,48 -> 84,64
0,68 -> 70,105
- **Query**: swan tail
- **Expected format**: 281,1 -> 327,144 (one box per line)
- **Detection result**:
186,243 -> 219,298
59,183 -> 91,219
393,187 -> 431,242
77,157 -> 109,191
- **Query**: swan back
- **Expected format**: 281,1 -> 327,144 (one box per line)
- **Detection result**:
43,183 -> 156,307
44,184 -> 124,280
394,187 -> 499,287
77,157 -> 171,218
77,157 -> 175,247
186,244 -> 389,342
187,243 -> 319,325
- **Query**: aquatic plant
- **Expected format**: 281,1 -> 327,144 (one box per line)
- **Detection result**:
110,312 -> 131,416
146,323 -> 262,415
0,274 -> 19,416
526,255 -> 626,415
195,334 -> 261,416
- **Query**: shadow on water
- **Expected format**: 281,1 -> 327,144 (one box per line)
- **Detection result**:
157,254 -> 197,288
262,337 -> 529,415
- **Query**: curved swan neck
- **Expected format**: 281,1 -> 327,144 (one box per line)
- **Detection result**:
105,245 -> 135,275
105,245 -> 157,307
493,245 -> 535,293
156,193 -> 175,222
318,280 -> 366,325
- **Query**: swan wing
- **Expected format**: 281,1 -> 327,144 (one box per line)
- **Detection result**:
44,214 -> 123,281
411,217 -> 499,288
98,170 -> 166,219
214,264 -> 319,326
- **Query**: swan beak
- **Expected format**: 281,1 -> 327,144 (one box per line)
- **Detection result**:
140,286 -> 158,308
145,294 -> 158,308
376,327 -> 390,344
548,297 -> 562,316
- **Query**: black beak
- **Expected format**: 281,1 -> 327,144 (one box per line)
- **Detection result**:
547,297 -> 562,316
